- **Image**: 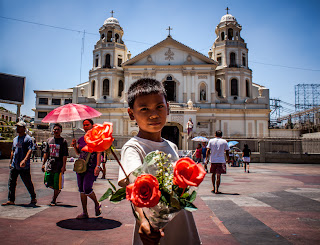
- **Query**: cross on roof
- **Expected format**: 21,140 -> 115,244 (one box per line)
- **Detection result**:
225,7 -> 230,14
166,26 -> 173,37
110,10 -> 115,17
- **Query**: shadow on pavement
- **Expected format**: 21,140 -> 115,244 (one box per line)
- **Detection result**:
56,217 -> 122,230
216,192 -> 240,195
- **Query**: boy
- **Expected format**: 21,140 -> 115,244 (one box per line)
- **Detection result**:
42,123 -> 68,206
118,78 -> 201,245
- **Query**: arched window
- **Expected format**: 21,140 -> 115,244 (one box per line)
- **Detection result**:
199,83 -> 207,101
103,79 -> 110,96
231,79 -> 238,96
91,80 -> 95,96
230,52 -> 236,67
228,28 -> 233,40
118,80 -> 124,97
221,32 -> 225,41
216,79 -> 222,97
105,54 -> 111,68
95,55 -> 99,67
163,76 -> 176,102
246,80 -> 250,97
115,33 -> 120,43
107,31 -> 112,42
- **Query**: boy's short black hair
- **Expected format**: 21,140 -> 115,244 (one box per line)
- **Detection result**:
127,78 -> 167,109
215,130 -> 223,137
53,123 -> 63,130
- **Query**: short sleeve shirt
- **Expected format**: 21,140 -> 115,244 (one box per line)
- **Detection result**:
11,135 -> 33,170
207,137 -> 230,163
45,137 -> 69,173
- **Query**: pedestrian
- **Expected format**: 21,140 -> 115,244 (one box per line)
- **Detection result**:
206,130 -> 230,194
2,121 -> 37,206
192,143 -> 202,163
201,142 -> 208,172
40,141 -> 47,161
242,144 -> 252,173
42,123 -> 68,206
72,119 -> 102,219
31,139 -> 37,162
118,78 -> 201,244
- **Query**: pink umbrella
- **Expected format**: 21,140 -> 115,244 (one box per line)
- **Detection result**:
42,103 -> 101,123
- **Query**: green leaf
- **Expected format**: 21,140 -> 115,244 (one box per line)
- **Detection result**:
181,192 -> 190,199
110,187 -> 126,203
184,201 -> 198,212
108,179 -> 117,192
188,191 -> 197,203
99,188 -> 114,202
170,195 -> 181,209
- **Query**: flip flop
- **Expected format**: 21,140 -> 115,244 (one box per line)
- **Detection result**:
1,201 -> 15,206
215,191 -> 222,194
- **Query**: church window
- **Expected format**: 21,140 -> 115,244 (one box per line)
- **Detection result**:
115,33 -> 120,43
103,79 -> 110,96
91,80 -> 95,96
246,80 -> 250,97
221,32 -> 225,41
118,58 -> 122,67
242,55 -> 246,67
101,33 -> 105,39
64,98 -> 72,104
107,31 -> 112,42
216,79 -> 222,97
118,80 -> 124,97
217,56 -> 222,66
199,83 -> 207,101
231,79 -> 238,96
105,54 -> 111,68
95,55 -> 99,67
228,28 -> 233,40
163,76 -> 176,102
230,52 -> 236,67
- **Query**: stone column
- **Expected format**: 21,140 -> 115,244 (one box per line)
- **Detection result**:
183,71 -> 187,102
191,71 -> 195,102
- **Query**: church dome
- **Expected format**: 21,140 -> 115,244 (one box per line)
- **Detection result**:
104,16 -> 120,26
220,14 -> 237,23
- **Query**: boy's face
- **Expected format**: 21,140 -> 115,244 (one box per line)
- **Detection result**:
53,126 -> 62,137
128,93 -> 169,140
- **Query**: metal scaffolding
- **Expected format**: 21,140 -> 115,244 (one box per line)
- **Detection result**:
295,84 -> 320,111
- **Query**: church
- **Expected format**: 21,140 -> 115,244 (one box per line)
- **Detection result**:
34,10 -> 270,149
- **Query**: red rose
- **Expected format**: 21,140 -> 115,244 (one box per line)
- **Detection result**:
173,157 -> 206,188
82,122 -> 114,152
126,174 -> 161,208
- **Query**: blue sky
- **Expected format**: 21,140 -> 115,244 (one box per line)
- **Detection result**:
1,0 -> 319,117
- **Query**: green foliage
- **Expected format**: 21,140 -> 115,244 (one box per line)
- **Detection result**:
99,181 -> 126,204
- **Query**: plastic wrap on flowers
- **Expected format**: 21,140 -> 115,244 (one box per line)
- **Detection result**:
130,151 -> 206,230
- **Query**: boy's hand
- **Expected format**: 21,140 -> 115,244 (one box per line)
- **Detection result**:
138,219 -> 164,245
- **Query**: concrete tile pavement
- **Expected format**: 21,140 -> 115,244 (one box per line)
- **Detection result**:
0,159 -> 319,244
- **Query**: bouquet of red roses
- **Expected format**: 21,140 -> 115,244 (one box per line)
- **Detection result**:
125,150 -> 206,229
83,122 -> 206,230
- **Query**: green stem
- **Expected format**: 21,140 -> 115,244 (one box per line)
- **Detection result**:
181,188 -> 186,197
110,148 -> 130,183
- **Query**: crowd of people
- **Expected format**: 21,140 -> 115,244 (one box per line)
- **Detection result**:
1,78 -> 252,245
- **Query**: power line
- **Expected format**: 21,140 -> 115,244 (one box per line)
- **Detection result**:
2,15 -> 320,72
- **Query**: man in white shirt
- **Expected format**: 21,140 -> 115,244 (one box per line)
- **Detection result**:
206,130 -> 230,194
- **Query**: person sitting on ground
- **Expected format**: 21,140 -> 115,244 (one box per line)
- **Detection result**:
72,119 -> 102,219
42,123 -> 68,206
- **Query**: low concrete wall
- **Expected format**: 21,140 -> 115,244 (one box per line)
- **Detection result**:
251,152 -> 320,163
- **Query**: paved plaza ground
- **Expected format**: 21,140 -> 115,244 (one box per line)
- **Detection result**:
0,158 -> 319,244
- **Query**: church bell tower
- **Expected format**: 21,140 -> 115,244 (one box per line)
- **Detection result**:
209,8 -> 252,102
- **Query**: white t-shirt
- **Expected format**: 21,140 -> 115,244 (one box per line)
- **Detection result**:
118,136 -> 201,245
207,137 -> 230,163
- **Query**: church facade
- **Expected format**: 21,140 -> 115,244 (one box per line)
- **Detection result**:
34,11 -> 270,149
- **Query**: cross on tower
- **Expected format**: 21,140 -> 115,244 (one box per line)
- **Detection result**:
225,7 -> 230,14
166,26 -> 173,37
110,10 -> 115,17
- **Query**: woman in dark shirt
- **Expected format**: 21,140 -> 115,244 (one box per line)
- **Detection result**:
72,119 -> 102,219
242,144 -> 251,173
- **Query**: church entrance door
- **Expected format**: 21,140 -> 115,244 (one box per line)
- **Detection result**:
163,80 -> 176,102
162,126 -> 179,148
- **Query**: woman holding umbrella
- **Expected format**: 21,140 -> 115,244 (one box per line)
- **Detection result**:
72,119 -> 102,219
